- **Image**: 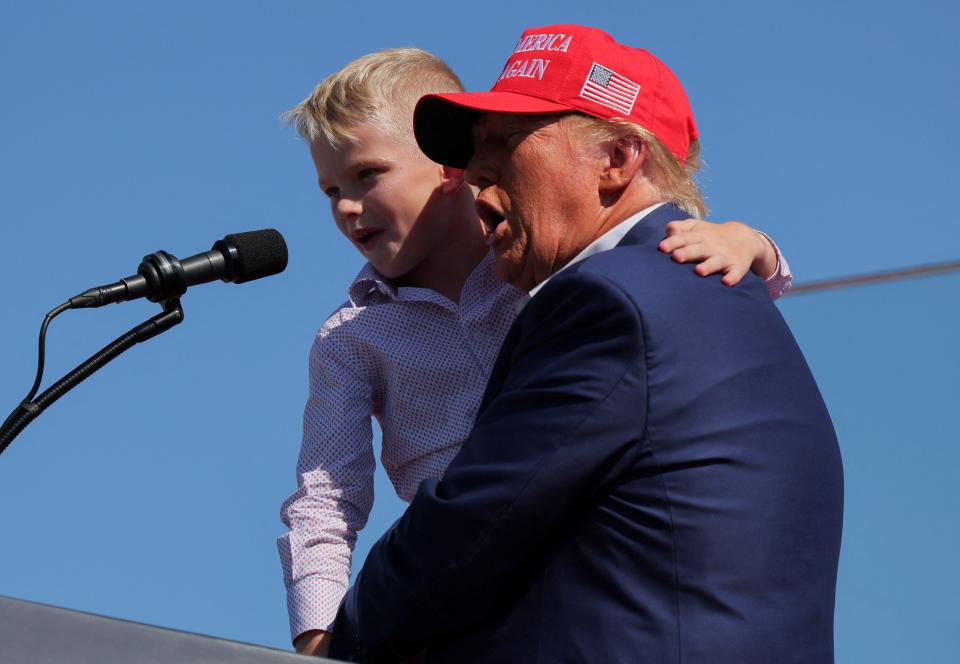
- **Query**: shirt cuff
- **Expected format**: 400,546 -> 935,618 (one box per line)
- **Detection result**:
757,231 -> 793,300
286,574 -> 348,642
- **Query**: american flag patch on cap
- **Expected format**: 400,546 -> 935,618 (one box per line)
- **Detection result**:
579,63 -> 640,115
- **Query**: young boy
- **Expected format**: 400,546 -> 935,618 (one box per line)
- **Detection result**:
277,48 -> 792,657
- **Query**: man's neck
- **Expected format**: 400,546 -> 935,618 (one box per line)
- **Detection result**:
545,189 -> 665,282
593,189 -> 664,242
529,201 -> 665,297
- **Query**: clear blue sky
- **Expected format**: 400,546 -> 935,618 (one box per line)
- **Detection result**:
1,1 -> 957,661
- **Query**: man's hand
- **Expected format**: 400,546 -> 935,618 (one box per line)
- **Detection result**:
658,219 -> 777,286
294,630 -> 331,658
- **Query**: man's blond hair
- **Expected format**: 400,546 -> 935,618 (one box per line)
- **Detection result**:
285,48 -> 464,148
564,115 -> 706,218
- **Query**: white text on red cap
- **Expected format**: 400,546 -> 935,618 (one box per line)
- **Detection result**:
498,32 -> 575,82
498,58 -> 550,82
513,33 -> 573,54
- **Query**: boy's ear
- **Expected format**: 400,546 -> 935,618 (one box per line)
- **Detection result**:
440,166 -> 466,195
599,136 -> 646,197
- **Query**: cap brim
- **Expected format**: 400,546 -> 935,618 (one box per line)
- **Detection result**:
413,92 -> 572,168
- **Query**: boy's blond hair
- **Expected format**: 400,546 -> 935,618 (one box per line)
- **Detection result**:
285,48 -> 464,148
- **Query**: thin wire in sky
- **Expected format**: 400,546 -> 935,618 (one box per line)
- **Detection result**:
785,260 -> 960,296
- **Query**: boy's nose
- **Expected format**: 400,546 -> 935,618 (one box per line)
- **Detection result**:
336,197 -> 362,222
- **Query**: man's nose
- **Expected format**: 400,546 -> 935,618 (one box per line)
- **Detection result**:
465,153 -> 496,190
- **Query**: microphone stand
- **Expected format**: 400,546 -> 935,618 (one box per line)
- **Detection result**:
0,298 -> 184,456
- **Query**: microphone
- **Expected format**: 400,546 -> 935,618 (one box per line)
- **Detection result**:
68,229 -> 288,309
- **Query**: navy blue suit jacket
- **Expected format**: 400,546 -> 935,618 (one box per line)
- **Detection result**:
330,204 -> 844,663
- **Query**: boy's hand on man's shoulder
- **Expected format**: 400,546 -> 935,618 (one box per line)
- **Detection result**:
658,219 -> 777,286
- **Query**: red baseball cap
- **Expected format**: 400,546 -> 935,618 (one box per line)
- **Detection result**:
414,24 -> 698,168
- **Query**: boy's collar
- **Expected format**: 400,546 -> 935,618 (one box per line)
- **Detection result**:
348,262 -> 398,305
347,251 -> 500,308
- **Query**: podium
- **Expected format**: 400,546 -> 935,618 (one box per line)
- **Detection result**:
0,595 -> 332,663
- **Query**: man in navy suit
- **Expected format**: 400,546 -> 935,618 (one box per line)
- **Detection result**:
329,24 -> 843,663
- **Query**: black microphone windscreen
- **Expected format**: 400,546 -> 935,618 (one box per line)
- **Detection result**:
222,229 -> 288,284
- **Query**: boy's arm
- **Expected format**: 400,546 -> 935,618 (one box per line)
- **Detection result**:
658,220 -> 793,299
277,325 -> 377,656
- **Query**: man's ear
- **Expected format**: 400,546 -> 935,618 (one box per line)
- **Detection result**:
440,166 -> 466,195
599,136 -> 645,197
